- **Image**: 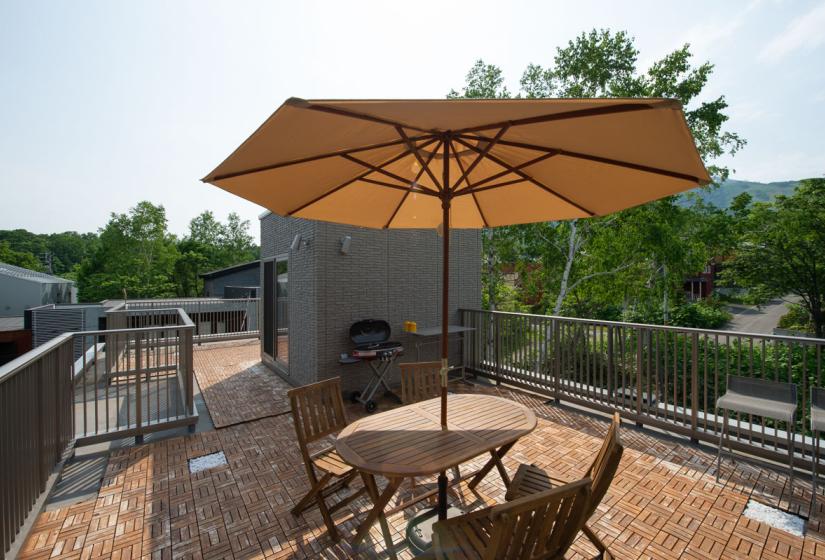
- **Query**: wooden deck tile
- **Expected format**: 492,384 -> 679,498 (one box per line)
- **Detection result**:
16,342 -> 825,559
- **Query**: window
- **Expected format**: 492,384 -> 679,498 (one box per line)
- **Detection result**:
275,258 -> 288,366
262,256 -> 289,369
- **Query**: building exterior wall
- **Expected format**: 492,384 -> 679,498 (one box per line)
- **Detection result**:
0,276 -> 45,317
260,213 -> 482,393
260,215 -> 320,387
203,267 -> 260,298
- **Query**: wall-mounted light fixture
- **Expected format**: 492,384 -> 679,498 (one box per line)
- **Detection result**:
340,235 -> 352,255
290,234 -> 302,251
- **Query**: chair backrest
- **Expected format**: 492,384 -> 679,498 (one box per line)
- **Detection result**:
585,412 -> 624,518
482,478 -> 592,559
399,361 -> 441,404
288,378 -> 348,448
727,374 -> 797,405
811,386 -> 825,411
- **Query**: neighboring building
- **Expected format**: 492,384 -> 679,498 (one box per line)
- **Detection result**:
259,213 -> 482,393
200,261 -> 260,298
684,261 -> 720,301
0,262 -> 76,317
0,316 -> 31,366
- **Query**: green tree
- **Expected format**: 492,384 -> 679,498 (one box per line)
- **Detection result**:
0,241 -> 44,271
725,179 -> 825,337
450,29 -> 744,322
77,202 -> 179,301
174,211 -> 259,296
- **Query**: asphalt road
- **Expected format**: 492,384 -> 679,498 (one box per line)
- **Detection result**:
724,298 -> 790,334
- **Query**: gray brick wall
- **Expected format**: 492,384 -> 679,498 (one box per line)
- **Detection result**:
260,213 -> 481,394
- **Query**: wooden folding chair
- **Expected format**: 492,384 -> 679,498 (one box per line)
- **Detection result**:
418,478 -> 591,559
400,361 -> 442,405
505,412 -> 624,559
400,362 -> 461,495
288,377 -> 367,541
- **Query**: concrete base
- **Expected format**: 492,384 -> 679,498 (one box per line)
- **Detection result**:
406,506 -> 466,555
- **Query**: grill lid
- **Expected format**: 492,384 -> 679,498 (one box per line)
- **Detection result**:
349,319 -> 391,345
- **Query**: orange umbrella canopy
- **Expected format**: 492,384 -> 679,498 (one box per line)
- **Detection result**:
203,97 -> 710,228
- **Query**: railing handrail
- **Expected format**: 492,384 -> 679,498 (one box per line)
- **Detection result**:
106,307 -> 196,328
3,307 -> 195,385
460,307 -> 825,345
0,331 -> 74,385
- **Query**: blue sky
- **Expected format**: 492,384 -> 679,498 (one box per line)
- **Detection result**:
1,0 -> 824,237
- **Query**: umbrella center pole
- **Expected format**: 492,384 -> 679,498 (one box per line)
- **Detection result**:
438,135 -> 452,522
440,135 -> 452,430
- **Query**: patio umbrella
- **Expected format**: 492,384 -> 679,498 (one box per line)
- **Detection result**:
203,97 -> 709,517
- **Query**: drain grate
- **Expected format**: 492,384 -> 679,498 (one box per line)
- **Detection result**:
742,499 -> 805,537
188,451 -> 228,474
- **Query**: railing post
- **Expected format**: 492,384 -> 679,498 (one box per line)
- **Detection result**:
691,331 -> 699,444
607,325 -> 614,404
552,318 -> 560,403
186,327 -> 194,420
636,328 -> 643,427
134,333 -> 143,445
494,314 -> 501,386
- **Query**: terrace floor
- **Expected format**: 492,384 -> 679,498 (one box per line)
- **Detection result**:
18,341 -> 825,559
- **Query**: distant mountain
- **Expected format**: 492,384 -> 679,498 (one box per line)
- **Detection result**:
687,179 -> 799,208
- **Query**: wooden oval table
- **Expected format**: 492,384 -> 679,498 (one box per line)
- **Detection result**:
336,393 -> 537,550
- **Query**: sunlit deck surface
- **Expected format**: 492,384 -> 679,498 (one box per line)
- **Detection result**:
19,342 -> 825,559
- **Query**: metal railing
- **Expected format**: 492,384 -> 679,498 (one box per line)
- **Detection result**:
121,298 -> 259,342
462,309 -> 825,471
0,335 -> 74,560
80,307 -> 196,445
0,307 -> 197,560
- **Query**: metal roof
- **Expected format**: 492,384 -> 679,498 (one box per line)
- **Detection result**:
199,260 -> 260,280
0,316 -> 25,331
0,262 -> 74,285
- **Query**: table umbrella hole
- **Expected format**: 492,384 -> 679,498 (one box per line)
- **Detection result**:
188,451 -> 228,474
742,499 -> 805,537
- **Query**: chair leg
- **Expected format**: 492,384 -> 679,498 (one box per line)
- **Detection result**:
291,472 -> 339,541
291,471 -> 332,516
716,409 -> 727,483
582,524 -> 612,559
315,475 -> 340,542
788,422 -> 794,498
813,431 -> 819,508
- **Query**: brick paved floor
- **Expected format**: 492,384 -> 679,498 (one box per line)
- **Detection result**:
192,341 -> 291,428
19,344 -> 825,559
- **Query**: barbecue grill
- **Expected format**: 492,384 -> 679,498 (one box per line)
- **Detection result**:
340,319 -> 403,412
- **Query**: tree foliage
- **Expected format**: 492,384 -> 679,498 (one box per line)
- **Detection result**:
77,202 -> 180,301
724,178 -> 825,337
0,241 -> 45,271
0,229 -> 98,276
449,29 -> 745,326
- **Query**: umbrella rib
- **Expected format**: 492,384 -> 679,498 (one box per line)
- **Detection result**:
454,177 -> 528,196
384,140 -> 444,228
453,136 -> 596,217
341,153 -> 423,190
207,135 -> 433,182
450,139 -> 490,228
360,176 -> 439,196
286,147 -> 416,217
298,100 -> 436,134
454,101 -> 676,134
451,125 -> 509,192
396,126 -> 443,191
459,151 -> 560,192
460,134 -> 704,184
